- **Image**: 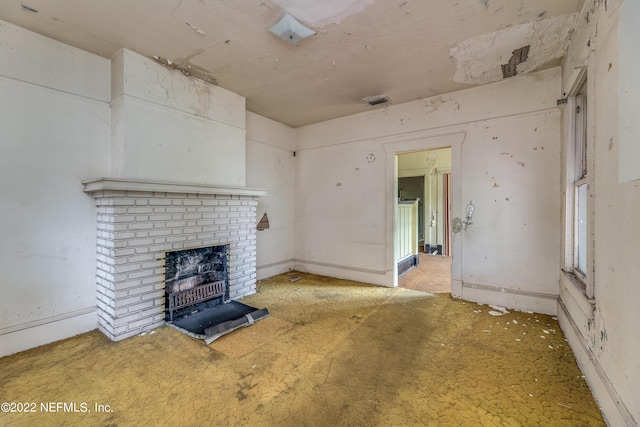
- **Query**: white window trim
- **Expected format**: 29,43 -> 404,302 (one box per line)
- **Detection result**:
563,69 -> 594,299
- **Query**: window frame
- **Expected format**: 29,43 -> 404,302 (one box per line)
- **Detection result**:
563,72 -> 593,298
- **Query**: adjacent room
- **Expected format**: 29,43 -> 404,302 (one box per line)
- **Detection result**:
0,0 -> 638,425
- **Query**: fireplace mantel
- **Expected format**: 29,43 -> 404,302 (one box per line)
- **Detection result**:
82,177 -> 265,341
82,178 -> 267,197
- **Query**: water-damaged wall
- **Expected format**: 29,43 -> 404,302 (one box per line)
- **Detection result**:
558,0 -> 639,425
295,68 -> 562,315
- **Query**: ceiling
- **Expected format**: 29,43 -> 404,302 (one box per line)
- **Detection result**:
0,0 -> 583,128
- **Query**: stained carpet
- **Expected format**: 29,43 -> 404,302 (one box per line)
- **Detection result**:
0,272 -> 604,426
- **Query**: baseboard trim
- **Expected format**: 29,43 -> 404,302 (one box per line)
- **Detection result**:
292,258 -> 386,286
558,299 -> 636,427
0,309 -> 97,357
397,254 -> 419,276
461,282 -> 557,315
256,259 -> 295,280
0,306 -> 97,335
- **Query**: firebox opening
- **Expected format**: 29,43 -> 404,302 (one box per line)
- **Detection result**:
164,244 -> 269,344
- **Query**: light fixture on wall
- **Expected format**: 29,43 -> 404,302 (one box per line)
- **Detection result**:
269,13 -> 316,44
463,201 -> 475,231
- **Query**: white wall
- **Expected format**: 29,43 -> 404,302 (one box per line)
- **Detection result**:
0,20 -> 110,356
460,111 -> 561,311
558,1 -> 639,425
295,68 -> 562,314
246,112 -> 296,279
294,139 -> 389,284
110,49 -> 246,187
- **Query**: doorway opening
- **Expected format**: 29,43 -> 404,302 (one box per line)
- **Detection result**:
396,147 -> 452,293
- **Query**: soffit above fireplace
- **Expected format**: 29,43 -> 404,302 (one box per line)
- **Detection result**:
82,178 -> 267,197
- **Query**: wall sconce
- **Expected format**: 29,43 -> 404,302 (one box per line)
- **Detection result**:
463,201 -> 475,231
268,13 -> 316,44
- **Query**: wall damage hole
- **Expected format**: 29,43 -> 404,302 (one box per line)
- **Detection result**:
257,213 -> 270,231
501,45 -> 530,78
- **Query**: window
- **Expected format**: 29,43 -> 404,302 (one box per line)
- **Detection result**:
573,88 -> 588,278
565,78 -> 592,296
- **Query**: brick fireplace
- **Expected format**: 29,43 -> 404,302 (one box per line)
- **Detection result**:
83,178 -> 266,341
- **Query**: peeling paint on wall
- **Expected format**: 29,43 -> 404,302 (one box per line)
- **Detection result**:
450,13 -> 578,85
152,53 -> 218,86
501,45 -> 530,78
427,96 -> 444,113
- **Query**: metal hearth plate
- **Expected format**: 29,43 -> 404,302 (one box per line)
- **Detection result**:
167,301 -> 269,344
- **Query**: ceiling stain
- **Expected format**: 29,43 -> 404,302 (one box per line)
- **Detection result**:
0,0 -> 584,128
450,13 -> 578,85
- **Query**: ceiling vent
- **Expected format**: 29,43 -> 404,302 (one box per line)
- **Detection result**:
362,95 -> 391,106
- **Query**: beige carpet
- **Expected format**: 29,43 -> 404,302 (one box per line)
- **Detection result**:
0,272 -> 604,426
209,316 -> 294,358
